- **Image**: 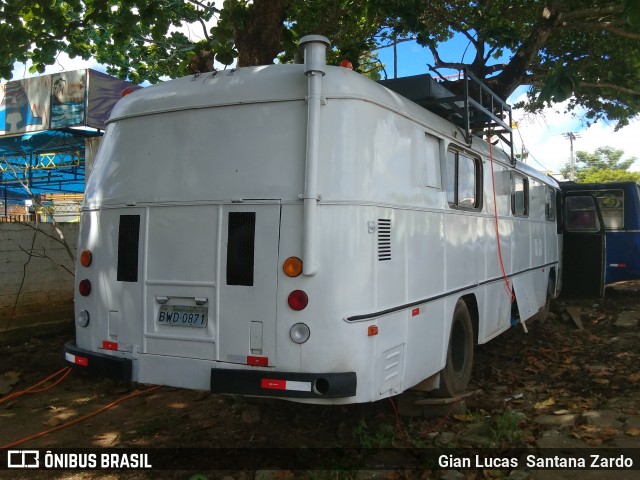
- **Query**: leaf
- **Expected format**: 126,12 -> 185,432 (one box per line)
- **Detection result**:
592,378 -> 610,385
624,0 -> 640,26
534,397 -> 556,410
453,414 -> 475,422
585,438 -> 603,446
0,371 -> 20,394
625,428 -> 640,437
626,373 -> 640,383
42,417 -> 64,427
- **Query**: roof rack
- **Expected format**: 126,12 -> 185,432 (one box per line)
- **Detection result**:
379,69 -> 515,165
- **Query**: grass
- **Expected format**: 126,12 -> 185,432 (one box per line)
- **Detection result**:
487,411 -> 523,445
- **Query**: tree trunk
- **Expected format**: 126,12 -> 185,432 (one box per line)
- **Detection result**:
234,0 -> 287,67
488,11 -> 559,100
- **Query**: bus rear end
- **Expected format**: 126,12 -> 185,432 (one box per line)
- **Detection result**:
63,64 -> 358,401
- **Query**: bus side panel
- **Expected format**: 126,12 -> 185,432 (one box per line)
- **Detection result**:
403,299 -> 447,390
443,213 -> 483,291
605,232 -> 640,283
75,210 -> 109,353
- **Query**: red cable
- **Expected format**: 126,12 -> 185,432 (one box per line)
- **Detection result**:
0,367 -> 71,405
1,385 -> 162,449
488,138 -> 515,301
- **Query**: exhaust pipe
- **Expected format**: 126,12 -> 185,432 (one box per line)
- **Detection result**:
299,35 -> 330,277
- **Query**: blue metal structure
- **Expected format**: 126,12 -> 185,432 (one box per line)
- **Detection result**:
561,181 -> 640,284
0,129 -> 100,195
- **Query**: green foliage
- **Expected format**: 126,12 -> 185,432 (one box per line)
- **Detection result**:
353,418 -> 396,448
1,1 -> 639,127
576,169 -> 640,184
561,146 -> 640,183
487,411 -> 523,445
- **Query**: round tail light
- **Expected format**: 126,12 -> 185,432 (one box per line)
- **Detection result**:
79,279 -> 92,296
287,290 -> 308,311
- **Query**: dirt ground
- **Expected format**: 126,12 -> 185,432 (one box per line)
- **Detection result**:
1,282 -> 639,479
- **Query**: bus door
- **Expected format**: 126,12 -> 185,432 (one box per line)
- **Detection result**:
217,203 -> 281,366
561,193 -> 605,296
143,202 -> 281,365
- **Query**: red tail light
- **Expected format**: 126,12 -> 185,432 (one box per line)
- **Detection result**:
79,279 -> 91,296
287,290 -> 308,311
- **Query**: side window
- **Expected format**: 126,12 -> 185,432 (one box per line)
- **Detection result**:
545,187 -> 556,221
594,189 -> 624,230
565,196 -> 601,232
512,174 -> 529,216
446,150 -> 481,209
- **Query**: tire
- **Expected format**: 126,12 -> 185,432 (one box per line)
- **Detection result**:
541,276 -> 554,321
435,299 -> 474,397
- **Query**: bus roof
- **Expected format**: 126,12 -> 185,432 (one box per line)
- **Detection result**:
108,64 -> 556,187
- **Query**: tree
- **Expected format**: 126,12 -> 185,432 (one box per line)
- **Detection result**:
561,146 -> 640,183
1,0 -> 639,127
376,0 -> 640,129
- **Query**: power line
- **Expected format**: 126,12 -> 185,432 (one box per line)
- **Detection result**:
513,122 -> 552,172
562,132 -> 581,181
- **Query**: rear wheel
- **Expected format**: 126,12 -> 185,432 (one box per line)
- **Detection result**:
541,275 -> 554,321
435,299 -> 474,397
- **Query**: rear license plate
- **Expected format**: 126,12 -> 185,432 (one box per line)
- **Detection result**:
158,305 -> 208,328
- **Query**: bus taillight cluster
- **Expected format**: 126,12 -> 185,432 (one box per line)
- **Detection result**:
77,249 -> 93,327
283,256 -> 308,311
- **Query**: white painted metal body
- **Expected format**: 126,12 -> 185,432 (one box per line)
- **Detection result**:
72,56 -> 560,404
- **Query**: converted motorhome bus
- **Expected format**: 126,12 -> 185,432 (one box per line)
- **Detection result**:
64,36 -> 562,404
561,181 -> 640,286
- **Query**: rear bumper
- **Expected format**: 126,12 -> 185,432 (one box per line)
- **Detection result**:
63,341 -> 132,381
211,368 -> 357,398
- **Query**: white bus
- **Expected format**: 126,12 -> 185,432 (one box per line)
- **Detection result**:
64,36 -> 562,404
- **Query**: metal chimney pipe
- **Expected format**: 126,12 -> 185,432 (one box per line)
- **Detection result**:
298,35 -> 330,276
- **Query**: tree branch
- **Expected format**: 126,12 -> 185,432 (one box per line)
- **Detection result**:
4,231 -> 36,332
567,22 -> 640,40
1,156 -> 75,262
18,245 -> 74,277
374,35 -> 418,50
185,0 -> 221,13
558,4 -> 624,23
580,82 -> 640,96
197,17 -> 211,41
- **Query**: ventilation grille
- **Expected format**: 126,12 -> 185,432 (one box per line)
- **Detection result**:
226,212 -> 256,286
377,219 -> 392,261
117,215 -> 140,282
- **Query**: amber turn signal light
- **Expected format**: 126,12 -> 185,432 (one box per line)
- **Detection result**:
283,256 -> 303,277
80,250 -> 92,267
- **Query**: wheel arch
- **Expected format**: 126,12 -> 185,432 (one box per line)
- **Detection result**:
460,293 -> 479,344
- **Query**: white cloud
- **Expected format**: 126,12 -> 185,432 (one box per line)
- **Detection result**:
509,94 -> 640,176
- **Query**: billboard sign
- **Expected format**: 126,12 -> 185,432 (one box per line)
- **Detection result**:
1,69 -> 139,137
1,76 -> 51,136
50,70 -> 87,129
